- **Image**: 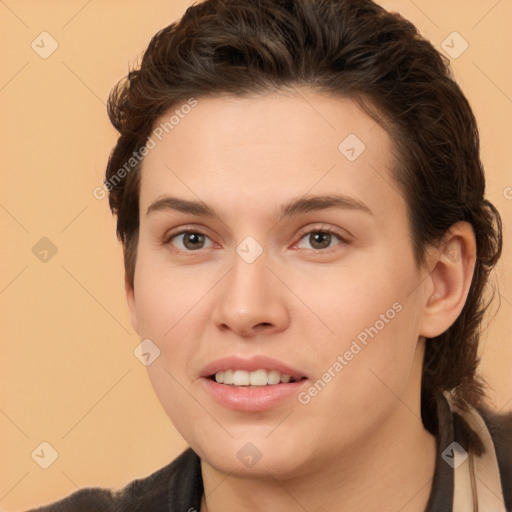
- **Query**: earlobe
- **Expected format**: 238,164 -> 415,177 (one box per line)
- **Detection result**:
419,222 -> 477,338
125,276 -> 139,335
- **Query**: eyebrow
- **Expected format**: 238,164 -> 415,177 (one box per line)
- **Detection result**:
146,193 -> 373,221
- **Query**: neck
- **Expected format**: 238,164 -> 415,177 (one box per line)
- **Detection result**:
200,406 -> 437,512
200,341 -> 437,512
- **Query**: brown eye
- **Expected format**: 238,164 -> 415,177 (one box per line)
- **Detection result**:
309,232 -> 332,249
296,229 -> 345,251
168,231 -> 213,251
183,232 -> 205,250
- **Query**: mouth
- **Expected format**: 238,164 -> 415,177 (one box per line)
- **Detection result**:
200,356 -> 310,411
207,369 -> 308,388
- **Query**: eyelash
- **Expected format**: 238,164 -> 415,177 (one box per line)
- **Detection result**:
163,225 -> 350,254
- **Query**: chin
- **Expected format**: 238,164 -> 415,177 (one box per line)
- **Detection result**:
206,453 -> 305,480
197,436 -> 314,479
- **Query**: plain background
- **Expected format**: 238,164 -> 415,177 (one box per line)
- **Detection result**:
1,0 -> 511,509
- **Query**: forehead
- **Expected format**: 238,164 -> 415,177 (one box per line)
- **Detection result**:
139,90 -> 405,224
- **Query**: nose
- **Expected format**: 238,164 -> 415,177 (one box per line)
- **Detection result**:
211,251 -> 290,338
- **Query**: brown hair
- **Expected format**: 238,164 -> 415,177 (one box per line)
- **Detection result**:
105,0 -> 502,419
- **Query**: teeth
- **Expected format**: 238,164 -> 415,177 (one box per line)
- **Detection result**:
249,369 -> 267,386
233,370 -> 249,386
267,370 -> 281,385
213,369 -> 299,386
223,369 -> 234,384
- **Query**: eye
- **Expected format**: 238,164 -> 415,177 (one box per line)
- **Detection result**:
296,228 -> 347,251
166,230 -> 215,251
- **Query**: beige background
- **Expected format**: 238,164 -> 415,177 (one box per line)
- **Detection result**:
1,0 -> 511,509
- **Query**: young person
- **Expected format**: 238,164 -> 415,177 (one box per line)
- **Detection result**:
30,0 -> 511,510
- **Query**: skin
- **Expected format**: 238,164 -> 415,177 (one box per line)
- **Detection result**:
126,90 -> 477,512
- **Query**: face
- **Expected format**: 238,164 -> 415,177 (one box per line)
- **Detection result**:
127,90 -> 430,478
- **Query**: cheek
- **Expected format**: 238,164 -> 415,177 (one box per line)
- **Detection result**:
133,249 -> 210,337
293,299 -> 421,456
131,260 -> 209,396
291,248 -> 415,343
294,250 -> 421,396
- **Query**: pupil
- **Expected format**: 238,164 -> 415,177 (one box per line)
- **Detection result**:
184,233 -> 204,250
310,232 -> 331,249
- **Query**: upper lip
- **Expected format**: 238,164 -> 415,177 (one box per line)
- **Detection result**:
200,355 -> 308,380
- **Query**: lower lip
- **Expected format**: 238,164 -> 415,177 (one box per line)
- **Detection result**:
201,377 -> 308,412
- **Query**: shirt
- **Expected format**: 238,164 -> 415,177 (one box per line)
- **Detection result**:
26,392 -> 512,511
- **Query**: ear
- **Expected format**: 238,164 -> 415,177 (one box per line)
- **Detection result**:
125,275 -> 139,335
418,221 -> 477,338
